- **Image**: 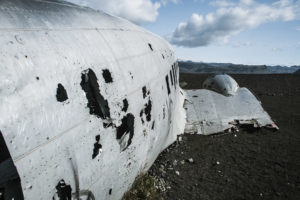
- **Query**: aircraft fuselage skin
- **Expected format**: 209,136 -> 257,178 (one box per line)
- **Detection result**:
0,0 -> 185,199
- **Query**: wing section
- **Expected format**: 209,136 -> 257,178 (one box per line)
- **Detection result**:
184,74 -> 278,135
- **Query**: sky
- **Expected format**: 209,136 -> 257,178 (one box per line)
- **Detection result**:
67,0 -> 300,66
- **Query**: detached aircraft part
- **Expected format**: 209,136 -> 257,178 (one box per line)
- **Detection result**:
203,74 -> 239,96
0,0 -> 186,199
184,74 -> 278,135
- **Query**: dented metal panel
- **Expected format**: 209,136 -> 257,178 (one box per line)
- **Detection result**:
184,87 -> 276,135
0,0 -> 186,199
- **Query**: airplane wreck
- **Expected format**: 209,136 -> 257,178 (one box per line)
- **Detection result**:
0,0 -> 277,200
184,74 -> 279,135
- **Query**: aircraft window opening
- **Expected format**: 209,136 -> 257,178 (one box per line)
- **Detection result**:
175,64 -> 178,84
172,65 -> 176,84
165,75 -> 171,95
148,43 -> 153,51
172,64 -> 177,89
170,70 -> 174,85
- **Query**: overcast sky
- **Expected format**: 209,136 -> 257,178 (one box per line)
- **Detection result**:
67,0 -> 300,66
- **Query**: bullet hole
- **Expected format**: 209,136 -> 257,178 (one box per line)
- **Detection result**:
165,75 -> 171,95
80,69 -> 110,119
116,114 -> 135,151
122,99 -> 129,112
148,43 -> 153,51
170,70 -> 174,86
24,55 -> 28,58
109,188 -> 112,195
102,69 -> 113,83
36,76 -> 39,80
129,72 -> 134,79
55,180 -> 72,200
56,83 -> 68,102
162,54 -> 165,59
151,121 -> 155,130
92,135 -> 102,159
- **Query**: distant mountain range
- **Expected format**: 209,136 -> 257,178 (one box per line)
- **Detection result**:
179,61 -> 300,74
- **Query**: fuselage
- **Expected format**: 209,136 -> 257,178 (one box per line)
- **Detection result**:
0,0 -> 185,199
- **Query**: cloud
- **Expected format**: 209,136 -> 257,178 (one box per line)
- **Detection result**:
271,47 -> 283,52
170,0 -> 300,47
161,0 -> 180,6
209,0 -> 236,7
65,0 -> 160,24
297,27 -> 300,31
232,41 -> 253,48
240,0 -> 254,6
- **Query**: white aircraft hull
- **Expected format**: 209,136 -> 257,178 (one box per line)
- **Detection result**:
0,0 -> 186,199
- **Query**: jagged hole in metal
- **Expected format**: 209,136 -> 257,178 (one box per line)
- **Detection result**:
116,114 -> 135,151
80,69 -> 110,119
56,83 -> 68,102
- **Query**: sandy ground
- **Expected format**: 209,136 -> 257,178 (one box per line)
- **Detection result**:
148,74 -> 300,200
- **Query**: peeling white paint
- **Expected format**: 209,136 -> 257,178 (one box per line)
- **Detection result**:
0,0 -> 185,199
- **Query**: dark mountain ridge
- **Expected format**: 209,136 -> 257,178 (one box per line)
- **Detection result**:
179,61 -> 300,74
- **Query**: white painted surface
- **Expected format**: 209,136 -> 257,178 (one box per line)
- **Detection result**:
184,88 -> 275,135
203,74 -> 239,96
0,0 -> 185,199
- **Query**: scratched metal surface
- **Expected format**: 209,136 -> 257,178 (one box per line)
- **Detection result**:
184,87 -> 274,135
0,0 -> 186,199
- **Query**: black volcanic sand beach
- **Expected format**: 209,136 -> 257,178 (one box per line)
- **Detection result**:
148,74 -> 300,200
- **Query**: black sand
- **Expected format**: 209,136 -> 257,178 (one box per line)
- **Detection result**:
149,74 -> 300,200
